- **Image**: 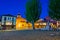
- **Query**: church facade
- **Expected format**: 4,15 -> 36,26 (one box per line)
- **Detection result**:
16,14 -> 32,30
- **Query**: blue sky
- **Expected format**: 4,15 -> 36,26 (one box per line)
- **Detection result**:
0,0 -> 49,19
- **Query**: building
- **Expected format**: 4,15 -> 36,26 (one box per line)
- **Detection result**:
56,21 -> 60,29
16,14 -> 32,30
34,19 -> 47,29
0,19 -> 1,27
50,20 -> 57,29
0,22 -> 1,27
1,14 -> 16,30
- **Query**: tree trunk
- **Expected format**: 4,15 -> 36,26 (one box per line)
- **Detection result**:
31,20 -> 35,30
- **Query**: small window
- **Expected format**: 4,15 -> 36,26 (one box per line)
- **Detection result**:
22,24 -> 24,26
37,26 -> 39,28
4,17 -> 6,21
8,17 -> 9,20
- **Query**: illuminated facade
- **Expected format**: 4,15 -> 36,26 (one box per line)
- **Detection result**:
57,21 -> 60,29
0,14 -> 59,30
1,14 -> 16,30
34,19 -> 47,29
16,14 -> 32,30
50,20 -> 57,29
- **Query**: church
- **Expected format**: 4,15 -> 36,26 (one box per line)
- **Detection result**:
16,13 -> 32,30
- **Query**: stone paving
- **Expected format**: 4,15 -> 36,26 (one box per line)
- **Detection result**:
0,30 -> 60,40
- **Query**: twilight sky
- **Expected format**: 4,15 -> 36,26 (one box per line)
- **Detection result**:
0,0 -> 49,19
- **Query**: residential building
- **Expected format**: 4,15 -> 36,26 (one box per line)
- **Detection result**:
34,19 -> 47,29
1,14 -> 16,30
0,19 -> 1,26
0,22 -> 1,27
50,20 -> 57,29
56,21 -> 60,29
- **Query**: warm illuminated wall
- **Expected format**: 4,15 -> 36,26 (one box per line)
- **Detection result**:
26,22 -> 32,29
16,15 -> 32,30
34,19 -> 47,29
57,21 -> 60,28
6,22 -> 12,25
50,23 -> 57,28
34,22 -> 46,29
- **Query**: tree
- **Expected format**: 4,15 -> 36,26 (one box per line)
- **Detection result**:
26,0 -> 41,29
49,0 -> 60,20
49,0 -> 60,30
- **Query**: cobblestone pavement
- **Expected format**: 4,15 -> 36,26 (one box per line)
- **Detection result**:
0,30 -> 60,40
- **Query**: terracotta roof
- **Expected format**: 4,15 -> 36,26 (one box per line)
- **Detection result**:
35,19 -> 46,23
17,16 -> 26,22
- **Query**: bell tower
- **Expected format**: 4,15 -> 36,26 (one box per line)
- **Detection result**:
17,13 -> 21,18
